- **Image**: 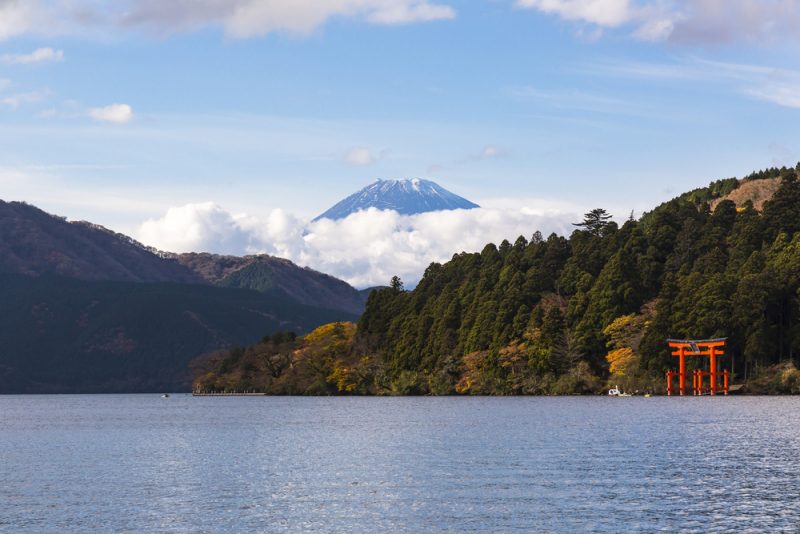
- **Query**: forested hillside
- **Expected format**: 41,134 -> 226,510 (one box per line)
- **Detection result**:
196,166 -> 800,395
0,200 -> 368,393
0,274 -> 357,393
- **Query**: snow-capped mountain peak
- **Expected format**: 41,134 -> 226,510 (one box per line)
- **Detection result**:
313,178 -> 479,221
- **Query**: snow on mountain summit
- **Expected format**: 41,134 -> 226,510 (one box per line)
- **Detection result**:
313,178 -> 480,221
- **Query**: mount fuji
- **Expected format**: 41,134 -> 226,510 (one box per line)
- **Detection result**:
313,178 -> 479,221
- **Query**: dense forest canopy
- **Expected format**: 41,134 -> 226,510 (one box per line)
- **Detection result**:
196,166 -> 800,395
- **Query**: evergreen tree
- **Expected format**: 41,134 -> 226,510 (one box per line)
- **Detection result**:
573,208 -> 613,236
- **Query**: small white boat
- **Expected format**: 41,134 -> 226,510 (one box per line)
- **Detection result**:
161,393 -> 170,398
608,386 -> 631,397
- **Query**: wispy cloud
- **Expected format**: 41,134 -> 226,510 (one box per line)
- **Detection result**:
589,57 -> 800,110
0,47 -> 64,65
0,165 -> 163,219
508,85 -> 633,112
744,81 -> 800,110
1,89 -> 49,109
506,85 -> 681,121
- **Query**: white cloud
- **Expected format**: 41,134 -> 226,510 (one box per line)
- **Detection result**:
0,47 -> 64,65
0,0 -> 44,40
631,17 -> 674,42
136,202 -> 578,287
88,103 -> 134,123
109,0 -> 455,38
0,1 -> 454,41
516,0 -> 800,44
344,146 -> 374,166
0,0 -> 796,46
364,1 -> 456,25
665,0 -> 800,45
515,0 -> 632,27
138,202 -> 252,255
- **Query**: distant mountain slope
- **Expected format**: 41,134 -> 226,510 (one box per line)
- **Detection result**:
313,178 -> 479,221
0,200 -> 370,316
0,200 -> 372,392
0,273 -> 357,393
176,253 -> 367,315
0,200 -> 200,283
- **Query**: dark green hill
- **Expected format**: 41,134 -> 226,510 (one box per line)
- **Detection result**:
0,273 -> 356,393
176,253 -> 367,315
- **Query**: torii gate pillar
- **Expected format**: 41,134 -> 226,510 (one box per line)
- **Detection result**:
666,339 -> 728,396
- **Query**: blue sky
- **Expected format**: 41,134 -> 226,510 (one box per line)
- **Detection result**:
2,0 -> 800,285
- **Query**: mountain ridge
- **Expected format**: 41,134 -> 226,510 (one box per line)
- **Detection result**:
174,252 -> 368,315
0,200 -> 201,284
0,199 -> 367,316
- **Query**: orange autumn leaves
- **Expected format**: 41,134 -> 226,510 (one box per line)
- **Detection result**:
604,313 -> 646,378
606,347 -> 637,376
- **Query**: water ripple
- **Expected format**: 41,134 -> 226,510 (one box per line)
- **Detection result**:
1,396 -> 799,532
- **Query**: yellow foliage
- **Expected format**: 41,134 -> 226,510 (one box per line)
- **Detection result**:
606,347 -> 638,376
294,321 -> 357,366
455,350 -> 489,394
327,356 -> 377,393
603,314 -> 639,349
303,321 -> 357,344
498,342 -> 527,368
328,362 -> 358,392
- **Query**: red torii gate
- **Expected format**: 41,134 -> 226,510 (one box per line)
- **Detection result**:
666,338 -> 729,396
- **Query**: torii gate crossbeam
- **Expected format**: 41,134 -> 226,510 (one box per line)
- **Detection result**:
666,338 -> 729,396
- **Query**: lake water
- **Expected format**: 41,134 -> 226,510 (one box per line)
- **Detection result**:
2,396 -> 799,533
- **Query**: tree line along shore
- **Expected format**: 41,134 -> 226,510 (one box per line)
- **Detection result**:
193,166 -> 800,396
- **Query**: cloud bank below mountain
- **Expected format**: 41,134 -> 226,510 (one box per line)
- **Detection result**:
137,202 -> 579,287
